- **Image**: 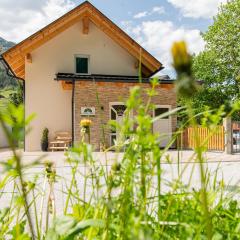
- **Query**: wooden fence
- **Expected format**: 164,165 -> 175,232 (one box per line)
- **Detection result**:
178,126 -> 225,151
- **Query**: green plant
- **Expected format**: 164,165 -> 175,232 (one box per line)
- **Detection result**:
9,82 -> 24,107
41,127 -> 49,152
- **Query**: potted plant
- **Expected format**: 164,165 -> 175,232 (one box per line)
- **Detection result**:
41,128 -> 49,151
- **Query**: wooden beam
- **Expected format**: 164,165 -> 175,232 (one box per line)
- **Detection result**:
19,72 -> 25,79
61,81 -> 73,90
9,57 -> 24,69
14,64 -> 24,74
15,67 -> 25,78
141,64 -> 153,78
26,53 -> 32,63
82,16 -> 89,34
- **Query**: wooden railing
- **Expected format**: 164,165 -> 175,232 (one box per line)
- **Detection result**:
178,126 -> 225,151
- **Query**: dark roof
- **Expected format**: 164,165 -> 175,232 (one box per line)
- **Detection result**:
55,73 -> 174,84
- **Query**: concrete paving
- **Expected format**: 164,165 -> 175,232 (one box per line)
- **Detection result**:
0,149 -> 240,222
0,149 -> 240,166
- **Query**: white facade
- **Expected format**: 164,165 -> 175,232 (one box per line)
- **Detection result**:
0,126 -> 10,148
25,21 -> 138,151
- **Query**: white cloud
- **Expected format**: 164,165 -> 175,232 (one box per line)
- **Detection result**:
133,6 -> 165,19
167,0 -> 227,19
121,21 -> 134,34
152,6 -> 165,15
133,11 -> 148,19
127,20 -> 205,71
0,0 -> 75,42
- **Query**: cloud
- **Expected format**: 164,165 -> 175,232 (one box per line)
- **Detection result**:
167,0 -> 227,19
133,6 -> 165,19
152,6 -> 165,15
133,11 -> 148,19
0,0 -> 75,42
127,20 -> 205,72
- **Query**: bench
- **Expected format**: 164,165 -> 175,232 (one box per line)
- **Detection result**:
49,132 -> 72,151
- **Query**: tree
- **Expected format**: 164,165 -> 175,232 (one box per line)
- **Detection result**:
9,82 -> 24,107
204,0 -> 240,84
183,0 -> 240,120
0,63 -> 18,89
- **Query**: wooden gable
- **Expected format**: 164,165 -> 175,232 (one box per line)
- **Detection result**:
2,1 -> 162,79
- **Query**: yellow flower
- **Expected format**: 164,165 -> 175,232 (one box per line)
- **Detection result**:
172,41 -> 197,98
171,41 -> 191,72
80,119 -> 92,127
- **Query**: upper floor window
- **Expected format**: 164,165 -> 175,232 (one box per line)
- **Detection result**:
75,55 -> 89,74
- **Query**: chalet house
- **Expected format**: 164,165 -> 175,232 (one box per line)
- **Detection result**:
1,1 -> 176,151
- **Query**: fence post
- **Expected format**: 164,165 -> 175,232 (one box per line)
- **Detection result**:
223,117 -> 232,154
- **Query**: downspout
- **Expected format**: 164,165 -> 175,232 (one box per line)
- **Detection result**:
71,79 -> 75,147
0,55 -> 26,151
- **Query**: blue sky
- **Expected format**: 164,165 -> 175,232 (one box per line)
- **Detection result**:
0,0 -> 226,76
86,0 -> 212,32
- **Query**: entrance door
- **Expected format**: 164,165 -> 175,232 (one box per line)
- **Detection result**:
153,106 -> 172,147
110,103 -> 127,146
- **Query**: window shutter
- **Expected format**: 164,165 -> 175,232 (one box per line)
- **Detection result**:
76,57 -> 88,74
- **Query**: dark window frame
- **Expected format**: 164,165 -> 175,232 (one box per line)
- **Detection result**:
75,55 -> 90,74
154,107 -> 170,119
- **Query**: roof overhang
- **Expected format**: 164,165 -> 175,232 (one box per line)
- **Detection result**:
55,73 -> 174,84
2,1 -> 163,80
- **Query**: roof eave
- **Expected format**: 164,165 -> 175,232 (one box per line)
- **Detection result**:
55,73 -> 175,84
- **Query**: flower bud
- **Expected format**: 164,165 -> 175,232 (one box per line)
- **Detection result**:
172,41 -> 197,98
172,41 -> 192,75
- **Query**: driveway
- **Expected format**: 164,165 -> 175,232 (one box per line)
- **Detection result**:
0,149 -> 239,166
0,149 -> 240,210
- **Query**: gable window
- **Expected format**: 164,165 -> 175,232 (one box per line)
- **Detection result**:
75,55 -> 89,74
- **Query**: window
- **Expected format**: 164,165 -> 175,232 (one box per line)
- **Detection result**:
75,56 -> 89,74
154,108 -> 169,119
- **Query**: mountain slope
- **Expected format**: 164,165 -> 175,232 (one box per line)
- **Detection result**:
0,37 -> 17,88
0,37 -> 15,53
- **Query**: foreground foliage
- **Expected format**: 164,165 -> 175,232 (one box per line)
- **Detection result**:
0,43 -> 240,240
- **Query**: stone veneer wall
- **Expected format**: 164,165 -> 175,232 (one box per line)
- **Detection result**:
74,81 -> 177,150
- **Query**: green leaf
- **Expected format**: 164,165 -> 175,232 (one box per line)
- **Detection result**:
54,216 -> 76,236
46,216 -> 104,240
64,219 -> 105,240
45,228 -> 59,240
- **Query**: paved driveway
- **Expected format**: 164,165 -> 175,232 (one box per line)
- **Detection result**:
0,149 -> 240,216
0,149 -> 239,166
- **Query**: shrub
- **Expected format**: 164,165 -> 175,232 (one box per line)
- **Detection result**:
41,128 -> 49,151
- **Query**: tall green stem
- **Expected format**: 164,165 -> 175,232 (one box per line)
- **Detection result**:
187,101 -> 213,239
0,114 -> 35,239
